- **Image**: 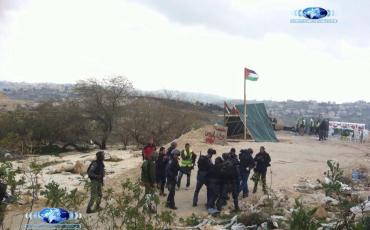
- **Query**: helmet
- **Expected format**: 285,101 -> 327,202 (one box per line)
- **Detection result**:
171,149 -> 180,156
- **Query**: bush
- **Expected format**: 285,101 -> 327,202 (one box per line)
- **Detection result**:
40,181 -> 67,207
179,213 -> 202,226
80,179 -> 176,230
289,199 -> 319,230
320,160 -> 344,196
0,161 -> 24,196
41,180 -> 86,210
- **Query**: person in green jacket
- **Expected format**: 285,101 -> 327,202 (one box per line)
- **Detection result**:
141,154 -> 156,195
176,143 -> 196,190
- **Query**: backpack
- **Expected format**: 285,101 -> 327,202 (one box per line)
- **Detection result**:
220,160 -> 235,177
87,160 -> 95,179
141,160 -> 149,182
87,160 -> 105,180
141,160 -> 155,183
239,152 -> 252,168
197,155 -> 209,171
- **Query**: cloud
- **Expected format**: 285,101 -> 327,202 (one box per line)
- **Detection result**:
133,0 -> 370,46
0,0 -> 29,42
0,0 -> 28,19
0,0 -> 369,102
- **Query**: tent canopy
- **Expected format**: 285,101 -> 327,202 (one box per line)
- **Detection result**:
226,103 -> 278,142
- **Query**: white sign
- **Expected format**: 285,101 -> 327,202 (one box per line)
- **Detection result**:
204,125 -> 228,145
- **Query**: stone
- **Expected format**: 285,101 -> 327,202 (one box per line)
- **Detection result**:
73,160 -> 88,174
350,201 -> 370,215
323,196 -> 339,205
271,215 -> 288,221
313,206 -> 328,220
257,195 -> 272,207
231,223 -> 247,230
294,178 -> 322,193
38,156 -> 55,164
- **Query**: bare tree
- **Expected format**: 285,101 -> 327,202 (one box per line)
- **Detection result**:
120,98 -> 203,146
74,76 -> 133,149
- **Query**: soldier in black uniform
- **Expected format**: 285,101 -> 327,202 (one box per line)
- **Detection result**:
220,152 -> 240,211
86,151 -> 105,213
239,148 -> 255,198
156,147 -> 168,196
252,146 -> 271,194
207,156 -> 223,212
166,149 -> 181,210
192,148 -> 215,207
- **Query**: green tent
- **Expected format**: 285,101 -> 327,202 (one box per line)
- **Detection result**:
227,103 -> 278,142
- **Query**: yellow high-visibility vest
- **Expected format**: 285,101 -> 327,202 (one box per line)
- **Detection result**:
180,149 -> 193,167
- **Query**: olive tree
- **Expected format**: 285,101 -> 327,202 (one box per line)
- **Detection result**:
74,77 -> 133,149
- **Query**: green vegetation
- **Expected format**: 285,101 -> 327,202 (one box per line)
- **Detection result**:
79,179 -> 176,230
289,199 -> 319,230
0,161 -> 24,196
179,213 -> 202,226
320,160 -> 344,196
0,76 -> 215,155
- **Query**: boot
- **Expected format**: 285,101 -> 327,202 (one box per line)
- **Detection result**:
252,185 -> 257,193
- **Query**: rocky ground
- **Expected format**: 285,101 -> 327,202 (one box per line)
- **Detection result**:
3,129 -> 370,229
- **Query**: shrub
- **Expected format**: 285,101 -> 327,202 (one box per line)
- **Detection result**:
40,181 -> 67,207
289,199 -> 319,230
0,161 -> 24,196
320,160 -> 344,196
80,179 -> 176,230
179,213 -> 202,226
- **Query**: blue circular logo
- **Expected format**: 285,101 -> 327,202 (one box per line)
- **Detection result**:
302,7 -> 328,19
39,208 -> 70,224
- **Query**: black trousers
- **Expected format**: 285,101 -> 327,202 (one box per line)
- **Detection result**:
221,181 -> 239,209
319,129 -> 324,141
177,167 -> 191,188
192,171 -> 208,206
156,174 -> 166,194
207,181 -> 222,209
167,181 -> 176,207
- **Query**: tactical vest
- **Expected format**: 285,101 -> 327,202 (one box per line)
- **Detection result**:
180,149 -> 193,167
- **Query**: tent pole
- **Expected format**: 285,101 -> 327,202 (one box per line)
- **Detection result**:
244,76 -> 247,140
224,102 -> 226,126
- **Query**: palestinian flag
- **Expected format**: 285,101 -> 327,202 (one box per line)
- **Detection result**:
244,67 -> 259,81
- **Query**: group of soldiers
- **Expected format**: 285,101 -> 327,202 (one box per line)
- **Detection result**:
84,142 -> 272,214
296,117 -> 329,141
139,142 -> 272,213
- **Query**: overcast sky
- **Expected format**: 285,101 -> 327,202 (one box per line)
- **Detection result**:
0,0 -> 369,102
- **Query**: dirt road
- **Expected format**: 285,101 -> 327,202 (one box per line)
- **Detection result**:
4,131 -> 370,228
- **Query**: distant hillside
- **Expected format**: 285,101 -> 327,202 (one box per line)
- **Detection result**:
0,81 -> 226,104
0,91 -> 36,111
142,89 -> 227,104
1,81 -> 370,129
0,81 -> 74,102
225,100 -> 370,128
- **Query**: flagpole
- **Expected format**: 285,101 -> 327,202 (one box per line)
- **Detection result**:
244,74 -> 247,140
